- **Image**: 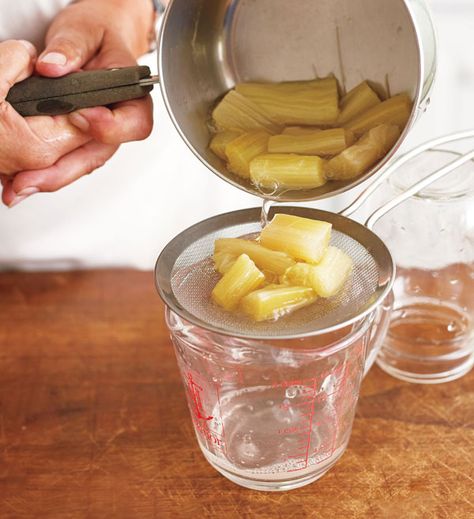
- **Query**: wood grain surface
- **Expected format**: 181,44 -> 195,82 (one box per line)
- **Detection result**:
0,270 -> 473,519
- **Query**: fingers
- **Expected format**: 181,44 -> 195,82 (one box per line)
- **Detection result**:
36,0 -> 154,77
26,115 -> 90,148
66,39 -> 154,144
68,95 -> 154,145
0,109 -> 92,174
36,3 -> 105,77
0,40 -> 37,100
65,39 -> 154,145
2,141 -> 119,207
1,179 -> 38,208
0,39 -> 92,175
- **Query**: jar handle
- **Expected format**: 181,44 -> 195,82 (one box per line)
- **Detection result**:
340,129 -> 474,219
365,149 -> 474,230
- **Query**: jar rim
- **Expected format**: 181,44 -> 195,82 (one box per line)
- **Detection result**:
390,148 -> 474,202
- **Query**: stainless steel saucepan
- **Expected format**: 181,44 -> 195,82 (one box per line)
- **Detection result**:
8,0 -> 436,202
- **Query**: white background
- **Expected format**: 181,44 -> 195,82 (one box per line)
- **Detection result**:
0,0 -> 474,271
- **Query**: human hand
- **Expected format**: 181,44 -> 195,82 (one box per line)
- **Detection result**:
0,40 -> 93,207
2,0 -> 155,207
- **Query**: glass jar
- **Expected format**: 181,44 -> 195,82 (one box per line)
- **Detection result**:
373,145 -> 474,383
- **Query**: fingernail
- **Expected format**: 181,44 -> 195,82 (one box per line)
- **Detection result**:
69,112 -> 90,132
19,40 -> 36,58
9,187 -> 39,208
40,52 -> 67,65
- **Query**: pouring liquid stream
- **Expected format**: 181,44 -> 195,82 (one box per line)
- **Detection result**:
260,199 -> 274,230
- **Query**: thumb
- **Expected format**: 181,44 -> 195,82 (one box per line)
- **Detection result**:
36,6 -> 105,77
0,40 -> 37,100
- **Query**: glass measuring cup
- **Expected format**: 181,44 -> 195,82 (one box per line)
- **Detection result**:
156,140 -> 474,491
166,305 -> 390,491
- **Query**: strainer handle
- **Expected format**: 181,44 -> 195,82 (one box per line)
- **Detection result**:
364,148 -> 474,230
341,129 -> 474,218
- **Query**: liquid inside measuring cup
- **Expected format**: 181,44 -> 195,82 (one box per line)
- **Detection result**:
201,385 -> 351,479
181,340 -> 366,488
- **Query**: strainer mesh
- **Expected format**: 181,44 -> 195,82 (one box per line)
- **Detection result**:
170,221 -> 379,337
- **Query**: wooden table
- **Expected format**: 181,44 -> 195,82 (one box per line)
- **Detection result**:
0,271 -> 473,519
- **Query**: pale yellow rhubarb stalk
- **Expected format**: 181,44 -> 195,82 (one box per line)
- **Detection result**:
235,78 -> 340,126
283,247 -> 353,298
214,252 -> 279,283
282,126 -> 321,136
250,154 -> 327,191
212,90 -> 279,133
214,251 -> 237,275
241,284 -> 317,322
212,254 -> 265,311
325,124 -> 401,181
225,131 -> 270,178
209,131 -> 241,160
345,94 -> 412,136
268,129 -> 354,156
215,238 -> 295,275
262,272 -> 280,285
337,81 -> 381,125
260,214 -> 332,264
236,78 -> 335,95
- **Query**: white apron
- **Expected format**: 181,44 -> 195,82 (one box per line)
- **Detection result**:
0,0 -> 472,270
0,0 -> 256,271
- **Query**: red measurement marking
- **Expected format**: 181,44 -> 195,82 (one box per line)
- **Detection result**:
277,348 -> 369,474
272,378 -> 316,389
194,420 -> 224,447
186,372 -> 213,421
278,425 -> 311,435
276,377 -> 319,473
184,370 -> 226,452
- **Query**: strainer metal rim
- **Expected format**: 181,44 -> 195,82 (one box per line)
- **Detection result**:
155,206 -> 395,340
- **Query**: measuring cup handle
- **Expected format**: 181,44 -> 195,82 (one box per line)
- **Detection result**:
363,291 -> 394,377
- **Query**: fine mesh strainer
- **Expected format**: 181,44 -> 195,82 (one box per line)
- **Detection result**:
156,137 -> 474,340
